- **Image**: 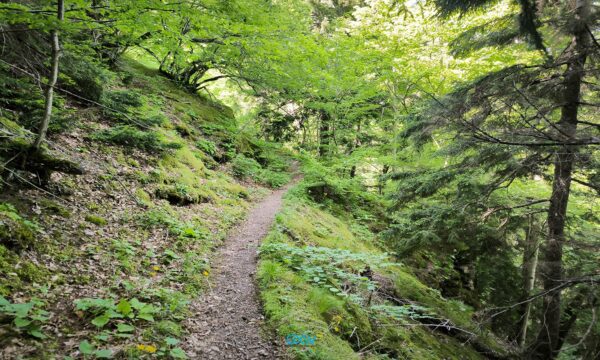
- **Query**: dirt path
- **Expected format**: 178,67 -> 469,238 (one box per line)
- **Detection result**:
182,181 -> 296,359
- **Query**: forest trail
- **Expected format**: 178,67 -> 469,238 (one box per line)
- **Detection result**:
182,177 -> 298,359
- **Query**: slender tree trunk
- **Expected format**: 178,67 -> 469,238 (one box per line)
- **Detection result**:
530,1 -> 590,358
516,215 -> 539,347
319,110 -> 331,157
379,164 -> 389,195
34,0 -> 64,150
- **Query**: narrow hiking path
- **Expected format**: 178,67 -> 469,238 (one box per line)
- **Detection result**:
182,180 -> 298,359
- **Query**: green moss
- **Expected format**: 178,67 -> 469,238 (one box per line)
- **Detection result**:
91,125 -> 182,153
0,202 -> 39,249
206,173 -> 249,199
158,147 -> 206,186
135,188 -> 153,207
155,184 -> 215,205
387,267 -> 475,330
0,245 -> 49,296
258,195 -> 501,359
271,202 -> 375,254
85,214 -> 108,226
38,199 -> 71,218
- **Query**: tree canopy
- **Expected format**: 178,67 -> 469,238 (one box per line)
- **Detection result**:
0,0 -> 598,359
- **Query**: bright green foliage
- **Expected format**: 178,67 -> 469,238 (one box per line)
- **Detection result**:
258,189 -> 500,359
0,0 -> 597,358
74,297 -> 160,328
0,296 -> 48,339
232,154 -> 291,188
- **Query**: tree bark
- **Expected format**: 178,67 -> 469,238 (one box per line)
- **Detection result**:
530,0 -> 590,358
319,110 -> 331,157
516,214 -> 539,347
34,0 -> 64,150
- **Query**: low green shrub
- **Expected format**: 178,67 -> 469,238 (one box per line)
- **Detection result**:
74,297 -> 160,328
101,90 -> 143,117
232,154 -> 291,188
257,169 -> 291,188
61,53 -> 107,102
0,296 -> 49,339
196,139 -> 217,157
92,126 -> 181,153
232,154 -> 261,178
137,207 -> 209,244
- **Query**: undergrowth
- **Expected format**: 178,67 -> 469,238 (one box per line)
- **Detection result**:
257,182 -> 504,359
0,53 -> 293,359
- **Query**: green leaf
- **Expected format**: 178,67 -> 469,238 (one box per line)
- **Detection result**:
169,347 -> 188,359
165,337 -> 179,346
79,340 -> 95,354
163,249 -> 180,259
106,310 -> 124,319
11,302 -> 34,317
95,349 -> 113,358
129,298 -> 144,310
74,298 -> 114,311
30,314 -> 49,322
29,329 -> 46,339
139,303 -> 158,314
91,314 -> 110,328
137,313 -> 154,322
116,323 -> 135,333
116,299 -> 132,316
14,317 -> 31,328
94,333 -> 110,342
0,295 -> 10,306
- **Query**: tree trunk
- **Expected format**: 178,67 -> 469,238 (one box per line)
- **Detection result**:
530,0 -> 590,358
516,214 -> 539,347
319,110 -> 331,157
34,0 -> 64,150
379,164 -> 389,195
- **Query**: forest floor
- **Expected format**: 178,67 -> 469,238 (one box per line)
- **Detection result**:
182,172 -> 299,359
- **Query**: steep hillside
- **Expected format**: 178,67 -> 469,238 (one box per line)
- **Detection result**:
0,55 -> 511,359
257,162 -> 512,360
0,56 -> 291,358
